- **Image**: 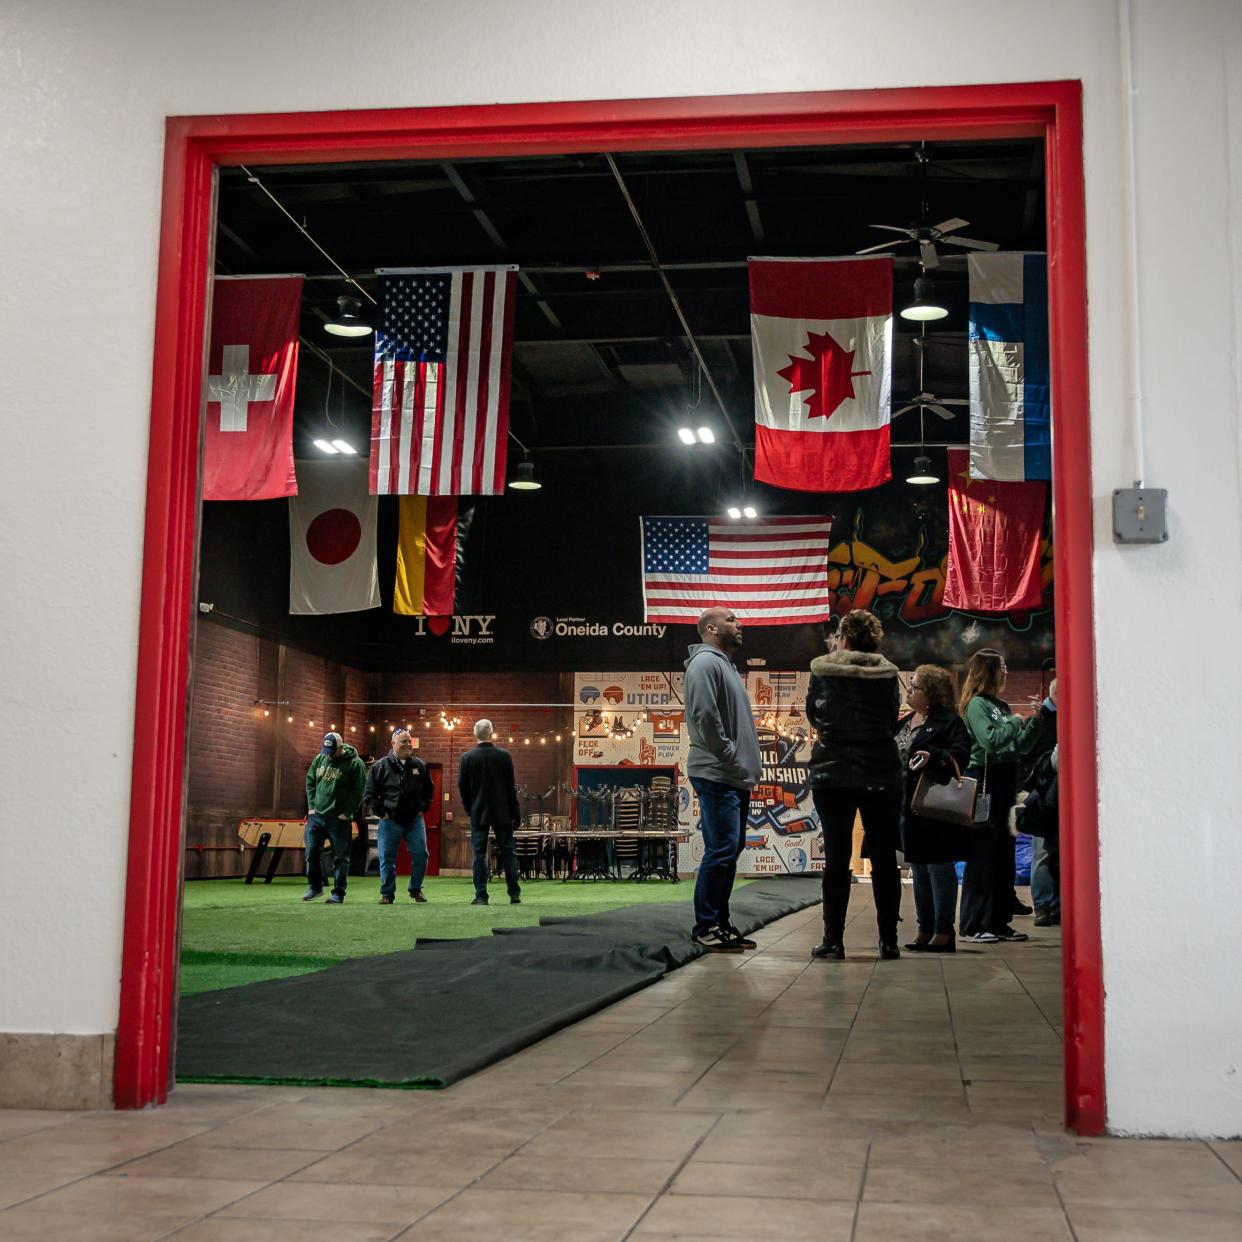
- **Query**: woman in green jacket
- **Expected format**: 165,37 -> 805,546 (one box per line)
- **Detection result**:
957,649 -> 1051,943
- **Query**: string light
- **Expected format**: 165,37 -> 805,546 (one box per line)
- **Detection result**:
555,734 -> 562,742
263,708 -> 270,718
309,720 -> 315,728
287,715 -> 293,724
540,736 -> 546,744
524,737 -> 530,745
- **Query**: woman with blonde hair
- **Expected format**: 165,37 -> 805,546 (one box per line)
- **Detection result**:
806,608 -> 903,960
957,648 -> 1052,943
902,665 -> 972,952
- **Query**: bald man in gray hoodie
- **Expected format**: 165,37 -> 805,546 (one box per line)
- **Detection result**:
684,607 -> 762,952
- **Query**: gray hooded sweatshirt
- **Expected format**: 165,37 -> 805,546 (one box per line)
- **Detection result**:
683,643 -> 762,790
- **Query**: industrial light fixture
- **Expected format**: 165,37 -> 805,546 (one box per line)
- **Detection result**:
725,503 -> 759,520
677,426 -> 715,445
323,295 -> 373,337
312,439 -> 338,454
330,439 -> 356,455
906,454 -> 940,485
900,275 -> 949,322
508,454 -> 542,490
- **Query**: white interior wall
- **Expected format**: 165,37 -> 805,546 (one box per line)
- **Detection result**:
0,0 -> 1238,1135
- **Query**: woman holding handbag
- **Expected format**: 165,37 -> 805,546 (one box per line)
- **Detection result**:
957,648 -> 1052,944
902,665 -> 972,953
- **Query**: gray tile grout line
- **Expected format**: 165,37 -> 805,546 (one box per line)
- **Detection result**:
848,1136 -> 873,1242
941,953 -> 973,1110
0,1089 -> 322,1218
1207,1140 -> 1242,1186
384,1103 -> 594,1240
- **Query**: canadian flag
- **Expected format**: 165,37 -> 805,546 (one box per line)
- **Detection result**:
203,276 -> 302,501
750,257 -> 892,492
288,460 -> 381,615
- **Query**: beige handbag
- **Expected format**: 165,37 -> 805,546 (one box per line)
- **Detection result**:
910,756 -> 978,826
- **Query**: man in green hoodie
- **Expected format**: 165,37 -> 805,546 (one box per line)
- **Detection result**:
303,732 -> 367,905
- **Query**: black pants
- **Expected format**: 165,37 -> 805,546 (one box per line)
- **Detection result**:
959,764 -> 1019,935
470,822 -> 520,900
812,785 -> 901,945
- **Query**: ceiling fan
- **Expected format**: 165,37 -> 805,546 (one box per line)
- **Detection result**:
856,145 -> 1000,269
893,332 -> 968,422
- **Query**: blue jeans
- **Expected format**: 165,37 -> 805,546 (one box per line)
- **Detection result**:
910,861 -> 959,935
304,812 -> 351,899
1030,836 -> 1060,913
378,816 -> 428,898
689,778 -> 750,935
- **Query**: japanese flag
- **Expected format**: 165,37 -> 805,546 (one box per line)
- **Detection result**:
750,257 -> 892,492
289,460 -> 381,615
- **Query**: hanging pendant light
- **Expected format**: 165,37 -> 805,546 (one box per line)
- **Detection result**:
905,454 -> 940,485
324,295 -> 373,337
508,455 -> 542,491
900,275 -> 949,322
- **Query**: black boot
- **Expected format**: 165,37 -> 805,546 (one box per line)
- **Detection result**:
879,942 -> 901,960
811,938 -> 845,960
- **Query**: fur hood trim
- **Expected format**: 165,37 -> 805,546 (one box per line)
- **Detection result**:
810,650 -> 900,680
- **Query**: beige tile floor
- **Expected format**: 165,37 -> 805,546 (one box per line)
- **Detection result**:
2,886 -> 1240,1240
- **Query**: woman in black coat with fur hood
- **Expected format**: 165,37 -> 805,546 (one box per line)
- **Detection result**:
805,609 -> 902,961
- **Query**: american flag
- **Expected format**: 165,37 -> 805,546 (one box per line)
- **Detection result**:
640,515 -> 832,625
369,268 -> 516,496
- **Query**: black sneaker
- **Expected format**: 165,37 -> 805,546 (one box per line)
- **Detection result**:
1033,907 -> 1053,927
470,896 -> 489,906
692,925 -> 745,953
995,926 -> 1029,942
1013,898 -> 1034,916
510,896 -> 522,905
725,924 -> 757,949
301,888 -> 323,902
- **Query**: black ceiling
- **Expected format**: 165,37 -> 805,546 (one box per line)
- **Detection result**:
214,138 -> 1045,463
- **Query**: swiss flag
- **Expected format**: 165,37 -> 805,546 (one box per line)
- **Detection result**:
288,460 -> 380,615
203,276 -> 302,501
750,257 -> 892,492
943,450 -> 1045,613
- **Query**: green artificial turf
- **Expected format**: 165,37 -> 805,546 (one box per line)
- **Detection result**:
180,874 -> 744,996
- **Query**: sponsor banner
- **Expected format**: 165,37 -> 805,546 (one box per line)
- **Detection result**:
533,616 -> 669,641
573,670 -> 825,875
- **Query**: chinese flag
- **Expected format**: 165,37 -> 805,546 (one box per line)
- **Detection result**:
944,449 -> 1045,613
203,276 -> 302,501
750,257 -> 892,492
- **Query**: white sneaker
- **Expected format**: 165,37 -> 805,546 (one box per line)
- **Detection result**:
960,930 -> 999,943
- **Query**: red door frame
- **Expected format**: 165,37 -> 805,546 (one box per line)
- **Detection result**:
117,83 -> 1103,1131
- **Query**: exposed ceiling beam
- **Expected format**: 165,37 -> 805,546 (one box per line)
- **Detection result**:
603,155 -> 742,453
733,153 -> 766,245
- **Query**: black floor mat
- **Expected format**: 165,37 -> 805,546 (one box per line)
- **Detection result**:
176,876 -> 821,1088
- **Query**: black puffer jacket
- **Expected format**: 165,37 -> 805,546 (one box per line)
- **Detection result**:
806,649 -> 902,789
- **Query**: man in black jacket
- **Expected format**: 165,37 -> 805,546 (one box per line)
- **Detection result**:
365,729 -> 436,905
457,719 -> 522,906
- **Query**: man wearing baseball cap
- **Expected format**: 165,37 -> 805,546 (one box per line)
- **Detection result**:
303,731 -> 367,904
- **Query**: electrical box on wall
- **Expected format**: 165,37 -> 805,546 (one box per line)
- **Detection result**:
1112,488 -> 1168,544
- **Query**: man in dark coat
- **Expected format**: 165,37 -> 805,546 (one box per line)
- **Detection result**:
365,728 -> 436,905
457,718 -> 522,906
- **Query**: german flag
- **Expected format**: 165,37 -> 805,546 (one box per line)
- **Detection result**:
392,496 -> 483,616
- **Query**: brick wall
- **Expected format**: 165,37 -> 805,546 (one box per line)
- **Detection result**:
185,634 -> 575,876
380,670 -> 573,869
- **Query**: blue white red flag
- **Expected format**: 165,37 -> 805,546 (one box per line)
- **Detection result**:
968,253 -> 1051,481
370,267 -> 517,496
640,515 -> 832,626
